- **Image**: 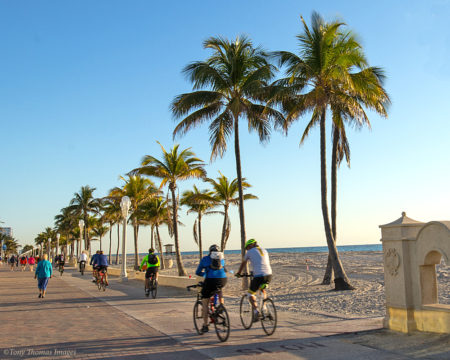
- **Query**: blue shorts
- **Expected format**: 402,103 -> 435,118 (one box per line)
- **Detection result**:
37,277 -> 49,290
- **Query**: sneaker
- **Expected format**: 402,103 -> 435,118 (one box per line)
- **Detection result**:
253,311 -> 260,322
201,325 -> 209,334
145,289 -> 150,297
38,294 -> 41,298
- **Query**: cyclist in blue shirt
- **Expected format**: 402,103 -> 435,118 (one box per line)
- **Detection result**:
195,244 -> 227,334
96,250 -> 109,286
90,250 -> 100,282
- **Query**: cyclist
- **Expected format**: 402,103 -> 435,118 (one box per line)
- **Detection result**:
96,250 -> 109,286
79,251 -> 88,272
195,244 -> 227,334
236,239 -> 272,321
90,250 -> 100,282
139,248 -> 160,296
57,253 -> 65,271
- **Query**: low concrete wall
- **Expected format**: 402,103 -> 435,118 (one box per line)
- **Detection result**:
81,264 -> 199,289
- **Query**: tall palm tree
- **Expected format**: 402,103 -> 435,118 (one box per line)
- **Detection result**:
55,206 -> 78,260
91,217 -> 109,252
273,12 -> 389,290
102,197 -> 122,264
181,185 -> 218,260
136,197 -> 170,269
131,143 -> 206,276
172,36 -> 284,261
110,175 -> 159,270
68,185 -> 99,252
205,173 -> 258,251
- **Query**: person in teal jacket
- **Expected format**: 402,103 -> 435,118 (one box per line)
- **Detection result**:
34,254 -> 53,298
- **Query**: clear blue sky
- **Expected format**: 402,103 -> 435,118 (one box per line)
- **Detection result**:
1,0 -> 449,253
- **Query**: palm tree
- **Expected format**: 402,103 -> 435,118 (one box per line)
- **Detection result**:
172,35 -> 284,261
205,173 -> 258,251
102,197 -> 122,264
181,185 -> 218,260
55,206 -> 78,260
273,12 -> 390,290
110,175 -> 159,270
136,197 -> 170,269
131,143 -> 206,276
68,185 -> 99,252
92,219 -> 109,252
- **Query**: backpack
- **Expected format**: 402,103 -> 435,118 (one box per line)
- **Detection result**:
209,251 -> 223,270
148,254 -> 158,265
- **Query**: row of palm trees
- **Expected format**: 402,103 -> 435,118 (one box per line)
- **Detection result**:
35,144 -> 256,276
169,12 -> 389,290
0,233 -> 21,255
34,12 -> 389,290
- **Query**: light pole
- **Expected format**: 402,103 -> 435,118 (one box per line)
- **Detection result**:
78,219 -> 84,261
56,233 -> 60,256
120,196 -> 131,280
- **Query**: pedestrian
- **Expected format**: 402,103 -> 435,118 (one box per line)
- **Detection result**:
20,256 -> 27,271
34,254 -> 53,298
9,255 -> 16,271
28,255 -> 36,272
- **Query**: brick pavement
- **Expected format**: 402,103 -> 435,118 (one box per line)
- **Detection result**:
0,265 -> 208,359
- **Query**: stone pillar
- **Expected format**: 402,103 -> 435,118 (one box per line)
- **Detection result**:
379,212 -> 424,332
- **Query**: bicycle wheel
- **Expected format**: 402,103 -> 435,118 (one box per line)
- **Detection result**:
193,301 -> 204,335
150,278 -> 157,299
213,305 -> 230,342
239,294 -> 253,330
261,298 -> 277,336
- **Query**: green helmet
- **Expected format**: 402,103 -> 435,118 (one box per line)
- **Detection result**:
245,239 -> 256,248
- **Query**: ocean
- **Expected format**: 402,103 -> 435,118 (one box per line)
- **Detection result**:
129,244 -> 382,257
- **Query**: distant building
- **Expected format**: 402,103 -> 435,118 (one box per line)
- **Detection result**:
0,227 -> 13,237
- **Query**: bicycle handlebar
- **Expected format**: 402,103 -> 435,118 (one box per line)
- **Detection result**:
186,282 -> 204,291
235,272 -> 253,278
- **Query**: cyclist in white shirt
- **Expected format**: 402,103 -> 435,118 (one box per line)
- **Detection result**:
236,239 -> 272,319
79,252 -> 88,271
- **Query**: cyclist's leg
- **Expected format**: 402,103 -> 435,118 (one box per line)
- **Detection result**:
201,279 -> 215,328
104,267 -> 109,285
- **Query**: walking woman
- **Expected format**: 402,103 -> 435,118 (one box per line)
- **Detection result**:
28,255 -> 36,272
34,254 -> 52,298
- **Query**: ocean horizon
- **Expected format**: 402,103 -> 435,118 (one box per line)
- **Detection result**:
114,244 -> 382,258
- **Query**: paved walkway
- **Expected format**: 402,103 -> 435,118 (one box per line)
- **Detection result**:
0,266 -> 448,359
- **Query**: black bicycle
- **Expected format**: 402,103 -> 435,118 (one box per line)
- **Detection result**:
58,263 -> 64,276
237,273 -> 277,336
145,273 -> 157,299
79,261 -> 86,275
187,282 -> 230,342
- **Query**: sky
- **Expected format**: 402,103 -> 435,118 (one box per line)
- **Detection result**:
0,0 -> 449,254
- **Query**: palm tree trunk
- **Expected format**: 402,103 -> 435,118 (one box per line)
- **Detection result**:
133,220 -> 140,270
155,225 -> 165,270
108,223 -> 112,264
322,126 -> 339,285
171,184 -> 187,276
115,223 -> 120,265
198,212 -> 203,260
151,225 -> 154,249
233,113 -> 249,289
319,111 -> 353,290
220,205 -> 228,251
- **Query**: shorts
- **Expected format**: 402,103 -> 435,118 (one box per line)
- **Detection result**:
145,267 -> 158,279
201,278 -> 227,299
37,277 -> 49,290
59,262 -> 65,266
97,266 -> 108,273
249,275 -> 272,294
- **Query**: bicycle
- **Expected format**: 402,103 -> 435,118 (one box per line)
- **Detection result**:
79,261 -> 86,275
58,264 -> 64,276
97,268 -> 107,291
187,282 -> 230,342
145,272 -> 157,299
237,273 -> 277,336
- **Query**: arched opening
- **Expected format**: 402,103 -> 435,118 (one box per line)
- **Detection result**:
420,250 -> 447,305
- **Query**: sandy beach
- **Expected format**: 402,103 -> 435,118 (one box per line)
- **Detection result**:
156,251 -> 449,318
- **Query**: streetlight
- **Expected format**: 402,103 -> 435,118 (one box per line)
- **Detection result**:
56,233 -> 60,256
78,219 -> 84,260
120,196 -> 131,280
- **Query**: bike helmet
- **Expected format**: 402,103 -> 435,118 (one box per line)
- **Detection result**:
209,244 -> 219,253
245,239 -> 257,248
148,248 -> 155,253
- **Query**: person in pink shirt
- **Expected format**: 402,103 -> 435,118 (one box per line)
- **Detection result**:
28,255 -> 36,272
